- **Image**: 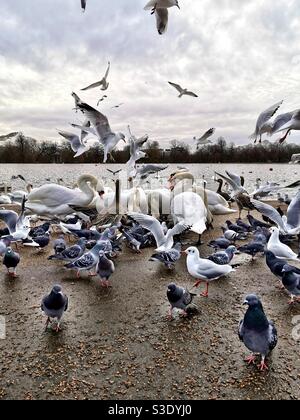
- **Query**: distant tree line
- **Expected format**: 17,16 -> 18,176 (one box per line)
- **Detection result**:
0,133 -> 299,164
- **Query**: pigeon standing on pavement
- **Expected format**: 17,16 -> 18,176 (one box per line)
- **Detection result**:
41,285 -> 68,332
167,283 -> 197,319
149,242 -> 181,269
281,265 -> 300,304
3,247 -> 20,277
97,251 -> 115,287
208,245 -> 237,265
238,294 -> 278,371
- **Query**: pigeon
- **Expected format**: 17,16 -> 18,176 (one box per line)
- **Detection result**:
208,245 -> 237,265
247,214 -> 271,230
184,247 -> 235,297
3,247 -> 20,277
24,232 -> 50,251
226,220 -> 248,233
121,228 -> 141,253
267,227 -> 298,260
281,265 -> 300,304
149,242 -> 181,269
128,212 -> 190,251
81,62 -> 110,92
48,238 -> 86,262
236,219 -> 252,232
238,241 -> 265,260
238,294 -> 278,371
167,283 -> 197,319
97,251 -> 115,287
208,237 -> 232,250
52,235 -> 66,255
41,285 -> 68,332
265,250 -> 300,288
64,243 -> 104,278
222,228 -> 247,241
168,82 -> 198,98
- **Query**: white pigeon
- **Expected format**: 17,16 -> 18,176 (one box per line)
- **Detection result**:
267,227 -> 298,260
168,81 -> 198,98
81,62 -> 110,92
73,102 -> 126,163
184,246 -> 235,297
250,100 -> 283,143
58,131 -> 90,158
128,212 -> 190,251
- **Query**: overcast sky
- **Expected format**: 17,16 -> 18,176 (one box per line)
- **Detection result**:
0,0 -> 300,147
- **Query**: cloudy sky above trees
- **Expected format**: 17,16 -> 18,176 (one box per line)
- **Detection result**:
0,0 -> 300,146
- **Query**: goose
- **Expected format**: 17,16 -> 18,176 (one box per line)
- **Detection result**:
25,175 -> 105,218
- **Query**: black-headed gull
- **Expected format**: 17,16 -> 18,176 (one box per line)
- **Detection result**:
81,62 -> 110,92
168,81 -> 198,98
250,100 -> 283,143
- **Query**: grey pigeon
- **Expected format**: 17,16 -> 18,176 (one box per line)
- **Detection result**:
97,251 -> 115,287
64,243 -> 104,278
167,283 -> 197,319
52,235 -> 66,254
149,242 -> 181,269
238,294 -> 278,371
265,250 -> 300,288
24,232 -> 50,251
41,285 -> 68,332
3,247 -> 20,277
48,238 -> 86,262
281,264 -> 300,304
238,241 -> 265,260
208,237 -> 231,250
121,228 -> 141,253
208,245 -> 237,265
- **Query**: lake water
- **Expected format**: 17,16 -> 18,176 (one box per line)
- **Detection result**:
0,163 -> 299,196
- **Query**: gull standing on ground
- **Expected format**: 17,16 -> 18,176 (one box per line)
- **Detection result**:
74,102 -> 126,163
58,131 -> 91,158
184,247 -> 235,297
81,62 -> 110,92
168,81 -> 198,98
144,0 -> 180,35
128,212 -> 190,251
250,100 -> 283,143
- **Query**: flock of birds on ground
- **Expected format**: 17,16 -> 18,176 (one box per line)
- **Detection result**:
1,165 -> 300,371
1,0 -> 300,377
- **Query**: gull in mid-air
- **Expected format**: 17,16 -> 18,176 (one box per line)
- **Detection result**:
250,100 -> 283,143
127,126 -> 149,178
144,0 -> 180,35
73,102 -> 126,163
111,103 -> 124,109
81,0 -> 87,12
168,81 -> 198,98
81,61 -> 110,92
58,130 -> 91,158
97,95 -> 107,106
71,92 -> 84,112
274,109 -> 300,143
194,128 -> 216,149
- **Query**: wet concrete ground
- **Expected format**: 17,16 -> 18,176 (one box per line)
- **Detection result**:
0,207 -> 299,400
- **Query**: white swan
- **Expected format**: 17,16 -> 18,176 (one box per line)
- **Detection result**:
25,174 -> 105,218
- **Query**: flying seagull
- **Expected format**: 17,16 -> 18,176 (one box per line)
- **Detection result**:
81,62 -> 110,92
250,100 -> 283,143
58,130 -> 90,158
168,81 -> 198,98
72,102 -> 126,163
194,128 -> 216,148
144,0 -> 180,35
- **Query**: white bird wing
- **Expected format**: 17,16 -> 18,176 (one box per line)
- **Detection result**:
155,8 -> 168,34
251,199 -> 287,232
225,170 -> 242,188
185,90 -> 198,98
58,131 -> 82,152
77,103 -> 112,141
166,222 -> 190,240
128,212 -> 165,246
197,128 -> 215,142
104,61 -> 110,80
256,100 -> 283,131
168,81 -> 184,94
270,112 -> 294,135
144,0 -> 156,10
214,172 -> 240,193
81,80 -> 103,91
286,190 -> 300,229
0,210 -> 18,234
275,109 -> 300,133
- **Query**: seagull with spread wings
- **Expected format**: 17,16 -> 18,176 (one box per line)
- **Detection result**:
81,62 -> 110,92
58,130 -> 90,158
72,102 -> 126,163
194,128 -> 215,149
168,81 -> 198,98
144,0 -> 180,35
250,100 -> 283,143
